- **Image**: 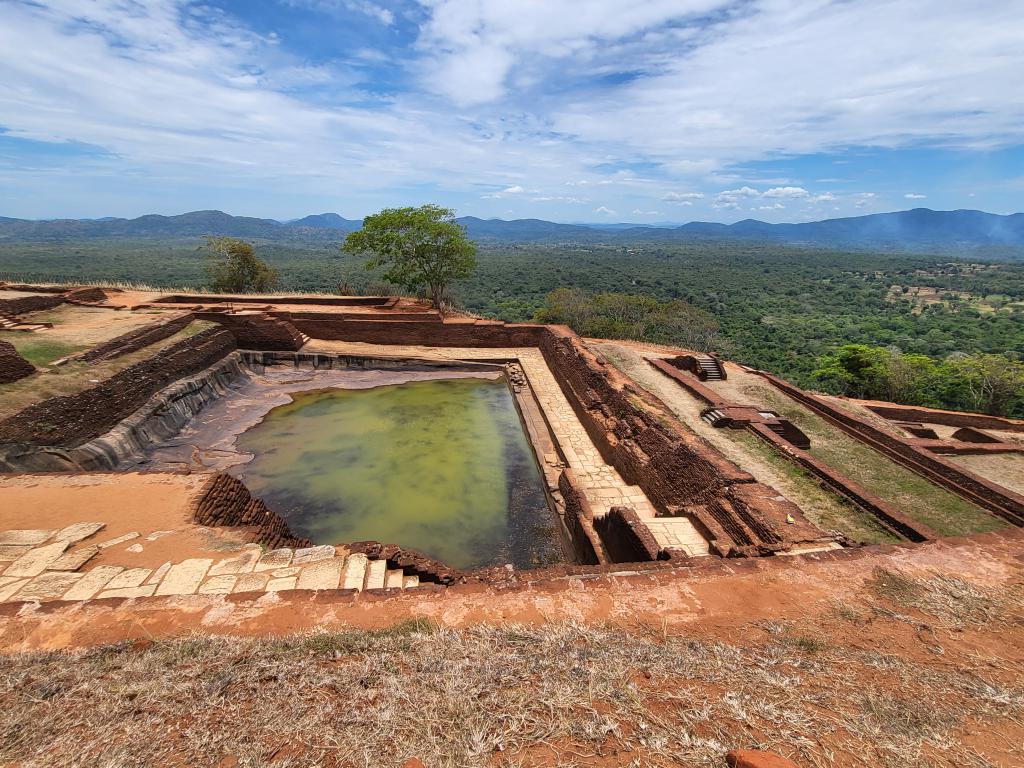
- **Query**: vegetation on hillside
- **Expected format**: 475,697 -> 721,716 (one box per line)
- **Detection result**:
1,238 -> 1021,415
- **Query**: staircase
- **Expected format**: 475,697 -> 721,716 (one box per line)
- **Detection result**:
696,356 -> 724,381
701,408 -> 730,427
342,552 -> 420,591
0,311 -> 50,332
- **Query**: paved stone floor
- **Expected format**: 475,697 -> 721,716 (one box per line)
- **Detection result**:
0,525 -> 417,604
305,340 -> 710,556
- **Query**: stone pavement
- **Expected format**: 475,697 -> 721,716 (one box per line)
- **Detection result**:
305,340 -> 710,557
0,525 -> 419,604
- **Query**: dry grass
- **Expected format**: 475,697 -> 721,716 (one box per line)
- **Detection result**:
1,576 -> 1022,768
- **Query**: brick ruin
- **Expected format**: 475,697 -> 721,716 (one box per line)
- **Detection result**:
1,284 -> 1022,584
0,340 -> 34,384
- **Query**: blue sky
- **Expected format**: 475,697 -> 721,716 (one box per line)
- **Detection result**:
1,0 -> 1022,223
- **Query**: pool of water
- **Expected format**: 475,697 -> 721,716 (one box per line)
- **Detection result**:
234,376 -> 562,569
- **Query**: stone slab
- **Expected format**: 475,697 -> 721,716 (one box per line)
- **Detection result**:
296,558 -> 344,591
146,562 -> 172,585
106,568 -> 152,590
266,576 -> 297,592
293,545 -> 335,565
341,553 -> 368,590
16,572 -> 83,601
53,523 -> 105,544
254,549 -> 293,572
0,530 -> 55,546
4,542 -> 69,578
233,572 -> 270,593
125,544 -> 144,554
0,578 -> 30,602
62,566 -> 124,601
146,530 -> 175,541
271,566 -> 300,578
198,575 -> 237,594
155,559 -> 213,596
47,545 -> 99,572
0,545 -> 32,561
364,559 -> 386,590
98,532 -> 140,549
208,547 -> 261,577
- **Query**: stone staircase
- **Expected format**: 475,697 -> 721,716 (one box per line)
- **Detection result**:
0,526 -> 420,604
0,310 -> 50,332
701,408 -> 729,427
696,355 -> 724,381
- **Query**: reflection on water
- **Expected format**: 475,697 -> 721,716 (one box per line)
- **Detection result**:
235,377 -> 561,569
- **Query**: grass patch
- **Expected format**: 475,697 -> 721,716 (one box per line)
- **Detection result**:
1,337 -> 85,367
868,567 -> 1009,628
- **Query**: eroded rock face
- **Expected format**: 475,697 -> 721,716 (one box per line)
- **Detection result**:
726,748 -> 802,768
0,340 -> 34,384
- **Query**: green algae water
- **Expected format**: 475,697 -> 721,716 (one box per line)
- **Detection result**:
234,377 -> 562,569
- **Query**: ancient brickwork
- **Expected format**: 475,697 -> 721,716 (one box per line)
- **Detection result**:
0,341 -> 35,384
193,473 -> 311,550
865,403 -> 1024,433
557,469 -> 604,565
198,312 -> 306,351
0,294 -> 64,315
0,327 -> 236,447
63,287 -> 108,304
593,506 -> 661,562
288,316 -> 546,347
79,313 -> 194,362
761,372 -> 1024,526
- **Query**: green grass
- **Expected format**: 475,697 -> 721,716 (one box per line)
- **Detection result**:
1,336 -> 85,367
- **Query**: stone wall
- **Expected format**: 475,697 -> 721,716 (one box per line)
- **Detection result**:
558,469 -> 604,565
198,312 -> 306,351
0,327 -> 236,448
288,316 -> 546,348
761,372 -> 1024,526
0,340 -> 34,384
80,313 -> 194,363
193,472 -> 311,550
0,294 -> 64,315
593,506 -> 661,562
63,287 -> 108,304
865,403 -> 1024,433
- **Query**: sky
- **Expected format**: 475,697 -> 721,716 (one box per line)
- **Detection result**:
1,0 -> 1023,223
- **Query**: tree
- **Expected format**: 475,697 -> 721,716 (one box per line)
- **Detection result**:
342,205 -> 477,310
204,237 -> 278,293
943,353 -> 1024,416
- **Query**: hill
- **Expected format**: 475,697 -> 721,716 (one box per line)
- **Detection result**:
0,208 -> 1022,256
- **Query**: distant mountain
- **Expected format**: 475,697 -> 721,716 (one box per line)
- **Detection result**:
0,208 -> 1021,256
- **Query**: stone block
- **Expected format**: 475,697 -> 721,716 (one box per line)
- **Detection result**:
341,553 -> 368,590
296,558 -> 344,591
155,558 -> 213,596
106,568 -> 152,590
53,523 -> 105,544
0,578 -> 30,602
97,585 -> 157,600
271,566 -> 300,578
0,545 -> 32,561
254,548 -> 293,572
47,545 -> 100,572
0,530 -> 55,546
293,545 -> 335,564
208,547 -> 261,576
232,572 -> 270,593
4,542 -> 69,578
62,566 -> 124,601
266,576 -> 297,592
147,562 -> 172,585
198,575 -> 237,594
97,532 -> 140,549
16,572 -> 83,601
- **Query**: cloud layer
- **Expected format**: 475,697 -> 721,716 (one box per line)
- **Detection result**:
0,0 -> 1022,219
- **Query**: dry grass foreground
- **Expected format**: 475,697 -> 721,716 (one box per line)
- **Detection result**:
1,566 -> 1022,768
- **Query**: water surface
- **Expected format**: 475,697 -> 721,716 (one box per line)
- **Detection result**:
235,377 -> 561,569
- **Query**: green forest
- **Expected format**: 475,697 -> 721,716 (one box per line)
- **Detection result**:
1,238 -> 1021,414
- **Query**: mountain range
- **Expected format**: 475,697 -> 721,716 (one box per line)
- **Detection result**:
1,208 -> 1022,256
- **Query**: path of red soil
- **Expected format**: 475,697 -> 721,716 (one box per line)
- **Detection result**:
3,530 -> 1021,654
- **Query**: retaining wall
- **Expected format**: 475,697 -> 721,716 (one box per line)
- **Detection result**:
0,341 -> 34,384
0,327 -> 236,448
198,312 -> 306,351
0,294 -> 64,315
79,313 -> 195,362
864,403 -> 1024,433
193,472 -> 311,550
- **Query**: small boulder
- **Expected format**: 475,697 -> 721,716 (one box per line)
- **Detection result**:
726,748 -> 801,768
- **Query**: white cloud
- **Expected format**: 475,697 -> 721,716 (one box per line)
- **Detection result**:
662,191 -> 704,205
809,193 -> 836,202
593,205 -> 617,216
770,185 -> 806,198
758,203 -> 785,210
904,192 -> 927,199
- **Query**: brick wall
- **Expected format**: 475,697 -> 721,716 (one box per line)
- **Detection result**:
290,316 -> 547,347
198,312 -> 306,351
0,340 -> 34,384
80,313 -> 194,362
593,506 -> 661,562
0,327 -> 236,447
193,473 -> 311,550
865,403 -> 1024,433
0,294 -> 64,315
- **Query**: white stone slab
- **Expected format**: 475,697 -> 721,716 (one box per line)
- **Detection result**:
296,558 -> 344,591
155,558 -> 212,596
53,523 -> 105,544
62,566 -> 124,601
293,545 -> 335,565
232,572 -> 270,593
208,547 -> 261,576
16,572 -> 83,601
105,568 -> 152,590
97,532 -> 140,549
4,542 -> 69,578
48,545 -> 99,572
198,575 -> 237,594
146,562 -> 172,585
97,585 -> 157,600
341,553 -> 368,591
0,578 -> 30,602
364,559 -> 386,590
0,545 -> 32,561
254,549 -> 293,572
0,530 -> 55,546
266,576 -> 297,592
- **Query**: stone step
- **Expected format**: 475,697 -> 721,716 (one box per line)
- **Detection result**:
384,569 -> 404,589
402,574 -> 420,588
364,558 -> 387,590
340,552 -> 368,590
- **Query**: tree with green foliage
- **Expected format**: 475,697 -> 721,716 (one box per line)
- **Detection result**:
204,237 -> 278,293
535,288 -> 722,352
944,353 -> 1024,416
342,205 -> 477,310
